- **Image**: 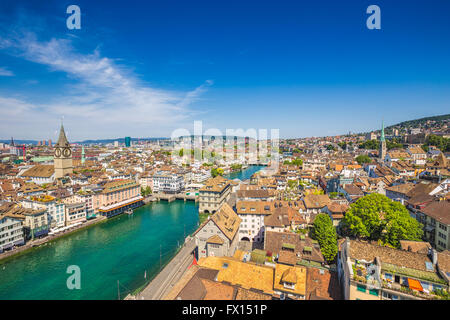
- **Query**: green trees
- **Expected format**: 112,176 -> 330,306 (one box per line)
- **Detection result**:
424,134 -> 450,152
312,214 -> 338,263
211,167 -> 224,177
386,138 -> 404,150
359,140 -> 378,150
355,154 -> 372,165
141,186 -> 152,197
283,158 -> 303,166
340,193 -> 423,248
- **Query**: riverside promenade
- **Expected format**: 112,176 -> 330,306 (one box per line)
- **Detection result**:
0,215 -> 107,262
126,236 -> 197,300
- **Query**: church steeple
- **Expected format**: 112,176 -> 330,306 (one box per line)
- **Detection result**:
54,121 -> 73,179
56,123 -> 70,147
379,120 -> 387,162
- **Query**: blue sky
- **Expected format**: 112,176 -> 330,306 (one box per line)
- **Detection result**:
0,0 -> 449,141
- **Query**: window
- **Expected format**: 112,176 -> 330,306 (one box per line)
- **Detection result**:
356,284 -> 366,293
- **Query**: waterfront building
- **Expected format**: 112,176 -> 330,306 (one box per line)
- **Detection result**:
54,124 -> 73,179
65,202 -> 87,225
194,203 -> 241,259
3,205 -> 50,241
21,195 -> 66,229
337,238 -> 449,300
0,212 -> 25,253
97,179 -> 143,218
198,176 -> 231,214
152,170 -> 185,194
70,188 -> 100,219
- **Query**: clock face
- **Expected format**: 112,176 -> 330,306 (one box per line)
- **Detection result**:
63,148 -> 72,157
54,148 -> 61,157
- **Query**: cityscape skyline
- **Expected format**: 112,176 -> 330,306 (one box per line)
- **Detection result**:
1,0 -> 450,140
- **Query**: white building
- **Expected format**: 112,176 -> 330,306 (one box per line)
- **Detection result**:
152,171 -> 185,193
235,201 -> 272,243
0,214 -> 25,253
20,196 -> 66,229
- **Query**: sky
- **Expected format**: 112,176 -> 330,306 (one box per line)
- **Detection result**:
0,0 -> 449,141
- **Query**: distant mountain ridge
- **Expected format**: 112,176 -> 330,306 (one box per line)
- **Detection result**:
0,137 -> 170,146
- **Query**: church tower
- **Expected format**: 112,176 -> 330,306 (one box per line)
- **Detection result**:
379,120 -> 386,162
54,123 -> 73,179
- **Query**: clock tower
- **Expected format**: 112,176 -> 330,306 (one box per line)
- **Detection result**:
54,123 -> 73,179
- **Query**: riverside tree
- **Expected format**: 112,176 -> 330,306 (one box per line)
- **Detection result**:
312,214 -> 338,263
340,193 -> 423,248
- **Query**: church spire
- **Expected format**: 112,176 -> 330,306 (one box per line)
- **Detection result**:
56,123 -> 70,147
380,120 -> 385,142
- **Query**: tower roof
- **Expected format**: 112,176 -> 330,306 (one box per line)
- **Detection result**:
380,121 -> 385,142
56,124 -> 70,147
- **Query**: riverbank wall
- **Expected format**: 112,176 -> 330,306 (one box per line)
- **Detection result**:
0,215 -> 107,264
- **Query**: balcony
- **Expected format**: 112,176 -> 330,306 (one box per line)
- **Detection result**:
381,280 -> 441,300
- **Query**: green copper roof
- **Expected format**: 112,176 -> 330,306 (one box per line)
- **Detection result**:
380,120 -> 385,142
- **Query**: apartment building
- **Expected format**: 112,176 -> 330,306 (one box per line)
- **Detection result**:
199,176 -> 231,214
0,212 -> 24,253
21,195 -> 66,228
236,201 -> 272,243
194,203 -> 241,259
65,202 -> 87,225
413,198 -> 450,251
97,179 -> 143,218
338,239 -> 449,300
152,170 -> 185,194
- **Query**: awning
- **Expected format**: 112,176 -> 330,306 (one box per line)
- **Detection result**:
407,278 -> 423,292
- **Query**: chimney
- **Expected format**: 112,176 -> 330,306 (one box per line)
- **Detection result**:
432,249 -> 438,266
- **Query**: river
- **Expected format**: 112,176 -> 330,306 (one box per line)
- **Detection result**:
0,166 -> 265,300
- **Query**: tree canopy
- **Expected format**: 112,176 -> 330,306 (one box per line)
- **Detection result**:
211,167 -> 224,177
424,134 -> 450,152
312,214 -> 338,263
359,140 -> 378,150
340,193 -> 423,248
355,154 -> 372,165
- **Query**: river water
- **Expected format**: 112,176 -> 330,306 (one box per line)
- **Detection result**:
0,166 -> 264,300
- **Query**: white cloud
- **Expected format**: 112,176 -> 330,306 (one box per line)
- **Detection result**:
0,31 -> 212,140
0,67 -> 14,76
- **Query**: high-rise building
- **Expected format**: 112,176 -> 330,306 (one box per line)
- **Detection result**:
125,137 -> 131,147
379,121 -> 386,162
81,145 -> 85,164
54,124 -> 73,179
